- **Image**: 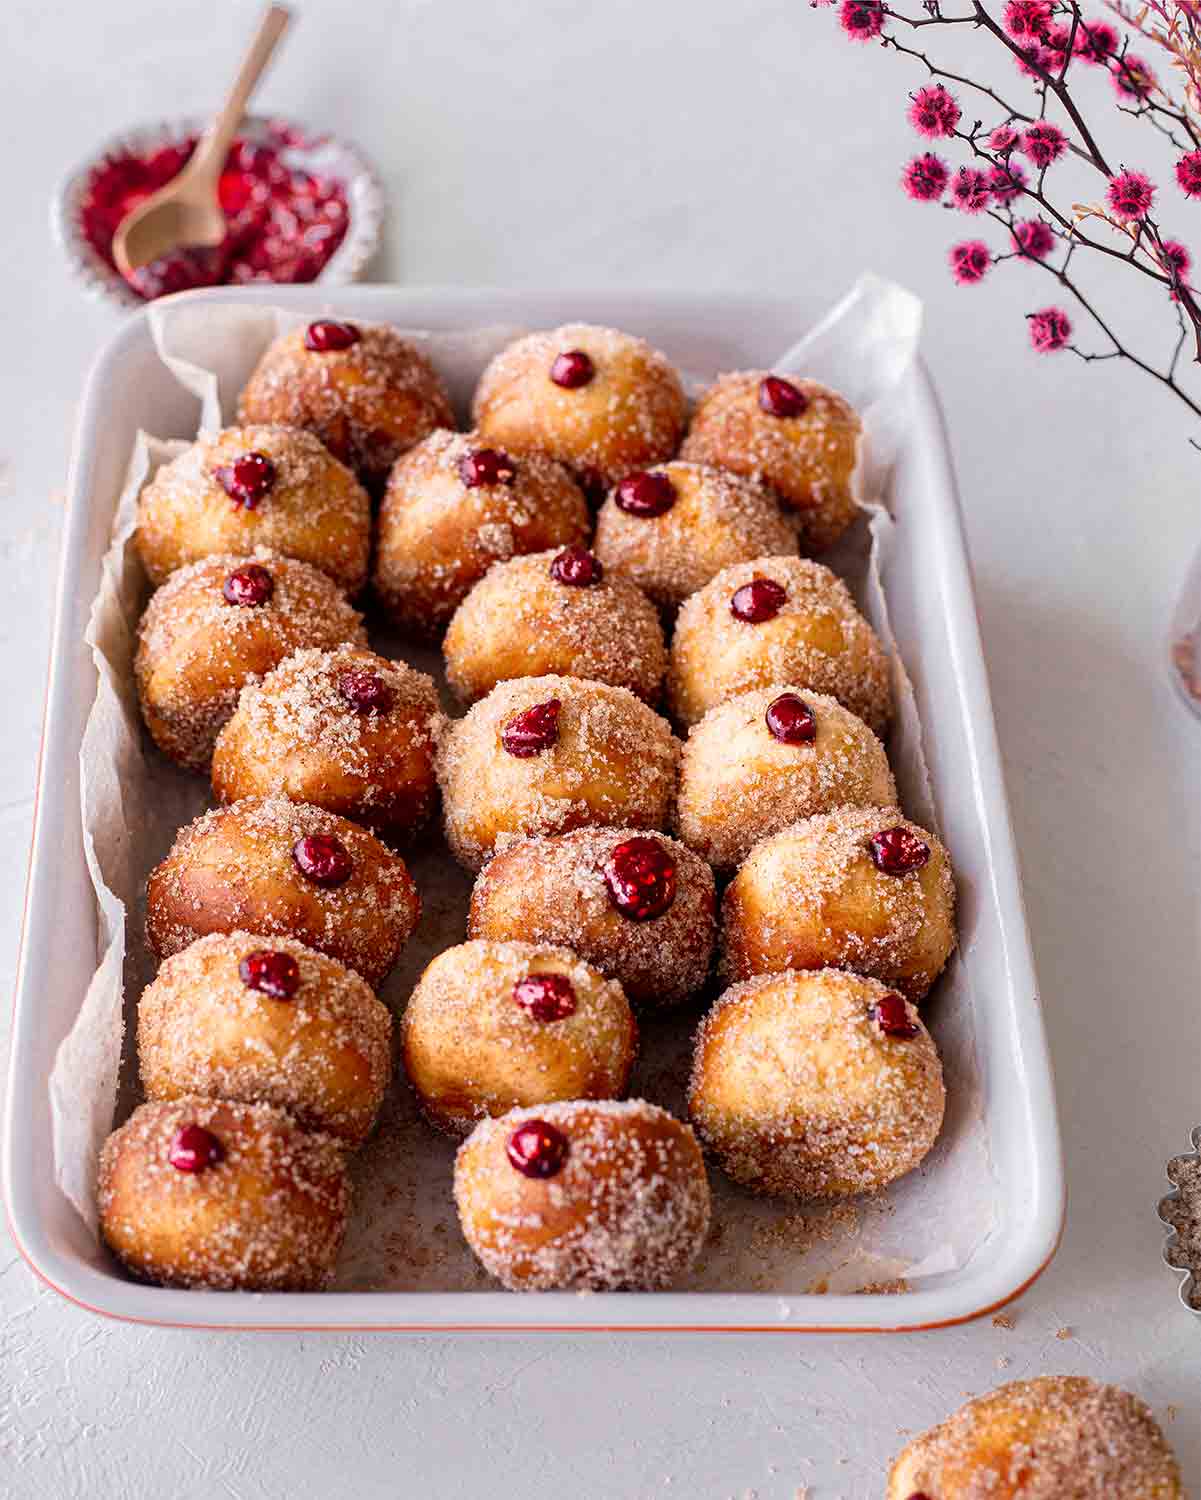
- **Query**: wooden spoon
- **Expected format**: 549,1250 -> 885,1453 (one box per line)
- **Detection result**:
113,4 -> 292,278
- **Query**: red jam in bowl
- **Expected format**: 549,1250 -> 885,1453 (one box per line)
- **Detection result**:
79,125 -> 350,300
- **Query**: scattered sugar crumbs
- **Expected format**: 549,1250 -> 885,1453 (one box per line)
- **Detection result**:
992,1312 -> 1016,1329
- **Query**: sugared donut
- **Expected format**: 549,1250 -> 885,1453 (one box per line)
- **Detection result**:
674,685 -> 896,871
211,645 -> 442,841
468,827 -> 716,1009
145,796 -> 420,989
722,808 -> 956,1001
668,554 -> 892,733
134,425 -> 371,593
472,323 -> 688,496
401,939 -> 637,1135
887,1376 -> 1183,1499
135,550 -> 367,773
680,373 -> 862,552
237,320 -> 455,497
443,547 -> 667,706
453,1099 -> 709,1291
593,462 -> 798,611
373,430 -> 590,636
98,1098 -> 349,1290
137,932 -> 392,1146
437,675 -> 678,872
688,969 -> 945,1198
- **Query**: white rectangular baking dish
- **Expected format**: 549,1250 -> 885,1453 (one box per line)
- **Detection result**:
4,285 -> 1064,1332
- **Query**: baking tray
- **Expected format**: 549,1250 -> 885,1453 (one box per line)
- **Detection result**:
4,285 -> 1064,1331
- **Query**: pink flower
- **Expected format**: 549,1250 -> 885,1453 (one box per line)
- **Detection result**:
949,241 -> 992,284
989,160 -> 1028,203
1013,218 -> 1057,259
1040,22 -> 1073,70
1014,41 -> 1057,78
1020,122 -> 1067,167
1074,20 -> 1119,63
1160,239 -> 1192,282
840,0 -> 885,41
908,85 -> 962,138
1003,0 -> 1052,39
1107,168 -> 1156,220
902,153 -> 950,201
1176,150 -> 1201,198
950,166 -> 993,213
989,123 -> 1020,154
1028,307 -> 1072,352
1112,55 -> 1156,99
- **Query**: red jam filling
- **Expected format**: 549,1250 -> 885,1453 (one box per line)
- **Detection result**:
292,833 -> 354,887
513,972 -> 578,1022
169,1123 -> 224,1173
80,127 -> 350,300
603,836 -> 677,920
869,826 -> 931,875
874,993 -> 920,1038
507,1119 -> 570,1178
550,545 -> 604,587
501,699 -> 561,757
239,949 -> 301,999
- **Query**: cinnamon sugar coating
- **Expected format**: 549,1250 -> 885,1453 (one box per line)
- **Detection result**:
135,549 -> 368,773
237,322 -> 455,496
674,685 -> 896,871
472,323 -> 688,492
135,425 -> 371,593
722,807 -> 957,1001
443,549 -> 667,706
887,1376 -> 1183,1499
211,645 -> 442,841
680,373 -> 863,552
468,827 -> 716,1009
593,462 -> 799,610
373,429 -> 590,637
401,939 -> 637,1136
98,1097 -> 349,1291
137,931 -> 393,1146
437,675 -> 679,872
454,1099 -> 710,1291
688,969 -> 945,1199
145,796 -> 420,989
668,554 -> 892,733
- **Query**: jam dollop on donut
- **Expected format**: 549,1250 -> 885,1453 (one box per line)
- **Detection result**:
437,675 -> 678,872
373,430 -> 590,637
468,827 -> 715,1009
674,685 -> 896,871
721,807 -> 956,1001
443,548 -> 667,706
473,323 -> 688,494
135,550 -> 367,773
454,1100 -> 710,1291
668,555 -> 892,733
401,940 -> 636,1136
135,425 -> 371,594
688,969 -> 944,1198
594,462 -> 798,611
211,645 -> 442,841
238,321 -> 455,497
886,1376 -> 1183,1500
98,1098 -> 349,1291
138,932 -> 393,1145
681,373 -> 863,552
145,796 -> 420,989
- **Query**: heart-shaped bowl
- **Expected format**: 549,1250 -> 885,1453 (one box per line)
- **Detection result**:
53,114 -> 384,311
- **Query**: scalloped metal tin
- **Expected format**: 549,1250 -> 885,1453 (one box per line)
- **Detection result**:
52,115 -> 384,312
1158,1124 -> 1201,1314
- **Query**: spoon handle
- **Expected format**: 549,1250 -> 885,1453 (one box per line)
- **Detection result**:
192,4 -> 292,178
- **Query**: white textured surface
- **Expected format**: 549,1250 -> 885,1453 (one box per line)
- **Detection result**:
2,0 -> 1200,1495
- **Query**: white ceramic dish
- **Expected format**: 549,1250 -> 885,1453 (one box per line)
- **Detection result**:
4,285 -> 1064,1332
